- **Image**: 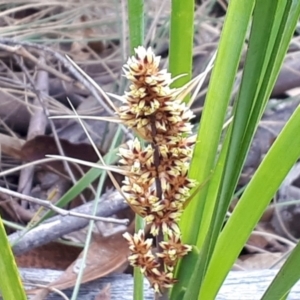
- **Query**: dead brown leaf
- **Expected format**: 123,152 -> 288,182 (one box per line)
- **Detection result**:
246,223 -> 288,253
237,252 -> 285,270
16,242 -> 81,270
20,135 -> 122,202
28,229 -> 130,298
246,233 -> 269,253
21,135 -> 100,176
50,232 -> 129,290
19,135 -> 101,210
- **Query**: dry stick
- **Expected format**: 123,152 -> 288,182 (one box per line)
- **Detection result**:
150,117 -> 168,300
13,51 -> 89,204
0,133 -> 34,222
0,38 -> 133,140
0,193 -> 34,222
8,190 -> 129,256
0,187 -> 127,225
25,282 -> 70,300
14,55 -> 48,208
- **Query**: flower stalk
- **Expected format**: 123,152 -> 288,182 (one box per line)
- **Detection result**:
117,46 -> 196,297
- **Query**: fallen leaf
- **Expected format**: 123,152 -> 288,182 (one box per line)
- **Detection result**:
21,135 -> 100,174
237,252 -> 285,270
50,232 -> 129,290
28,227 -> 131,297
246,223 -> 288,254
16,242 -> 81,270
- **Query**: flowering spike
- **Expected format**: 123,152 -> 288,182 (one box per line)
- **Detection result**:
117,46 -> 197,294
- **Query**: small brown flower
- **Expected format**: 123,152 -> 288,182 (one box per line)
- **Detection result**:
146,268 -> 177,293
157,231 -> 192,269
123,231 -> 160,273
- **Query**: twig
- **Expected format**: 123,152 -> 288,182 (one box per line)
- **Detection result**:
9,189 -> 129,256
0,187 -> 128,225
14,48 -> 91,203
0,193 -> 34,222
14,55 -> 48,207
25,283 -> 70,300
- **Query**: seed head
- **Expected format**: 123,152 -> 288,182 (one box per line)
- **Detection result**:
118,46 -> 197,293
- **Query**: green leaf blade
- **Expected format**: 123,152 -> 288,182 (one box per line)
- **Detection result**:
0,219 -> 27,300
169,0 -> 194,91
262,241 -> 300,300
200,104 -> 300,299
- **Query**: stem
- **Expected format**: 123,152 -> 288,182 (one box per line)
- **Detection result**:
127,0 -> 144,53
127,1 -> 145,299
150,117 -> 169,300
150,120 -> 162,198
134,216 -> 144,299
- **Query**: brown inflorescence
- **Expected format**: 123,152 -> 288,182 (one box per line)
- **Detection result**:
117,46 -> 196,293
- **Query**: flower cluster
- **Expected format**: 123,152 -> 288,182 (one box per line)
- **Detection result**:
117,47 -> 196,293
